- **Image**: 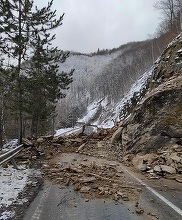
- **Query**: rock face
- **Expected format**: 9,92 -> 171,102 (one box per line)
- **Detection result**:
116,34 -> 182,154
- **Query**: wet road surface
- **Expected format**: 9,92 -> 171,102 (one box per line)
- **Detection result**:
23,153 -> 182,220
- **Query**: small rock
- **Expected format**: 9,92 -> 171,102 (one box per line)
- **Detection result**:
123,154 -> 134,162
165,174 -> 177,180
135,201 -> 139,207
79,177 -> 96,183
135,208 -> 144,214
70,138 -> 83,143
149,198 -> 155,203
22,138 -> 33,146
65,177 -> 70,186
117,191 -> 124,197
104,191 -> 110,196
136,188 -> 142,192
147,212 -> 159,219
37,137 -> 44,143
55,177 -> 63,182
146,169 -> 154,173
117,192 -> 129,201
175,178 -> 182,183
153,165 -> 162,172
160,165 -> 176,174
77,143 -> 86,152
138,163 -> 147,172
74,183 -> 80,191
99,190 -> 105,195
170,154 -> 181,163
109,163 -> 117,167
122,196 -> 129,201
2,163 -> 8,168
80,186 -> 91,193
113,194 -> 119,201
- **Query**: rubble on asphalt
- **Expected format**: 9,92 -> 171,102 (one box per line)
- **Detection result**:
1,123 -> 181,219
123,144 -> 182,182
16,124 -> 181,204
42,156 -> 139,202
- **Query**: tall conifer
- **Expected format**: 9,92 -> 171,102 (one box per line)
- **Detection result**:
0,0 -> 73,141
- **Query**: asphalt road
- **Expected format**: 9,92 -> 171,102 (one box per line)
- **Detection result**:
23,184 -> 145,220
23,154 -> 182,220
23,180 -> 182,220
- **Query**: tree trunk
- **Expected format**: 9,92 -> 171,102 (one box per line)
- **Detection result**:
0,93 -> 5,149
0,119 -> 3,149
18,94 -> 23,144
31,114 -> 39,138
180,0 -> 182,31
18,0 -> 23,144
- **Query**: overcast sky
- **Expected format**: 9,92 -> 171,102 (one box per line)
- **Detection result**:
36,0 -> 161,53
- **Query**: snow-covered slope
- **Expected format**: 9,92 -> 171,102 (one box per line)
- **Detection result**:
58,49 -> 124,104
59,52 -> 121,80
56,36 -> 175,130
78,68 -> 154,128
77,33 -> 182,130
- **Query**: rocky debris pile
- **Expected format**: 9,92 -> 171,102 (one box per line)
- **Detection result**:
123,143 -> 182,182
42,158 -> 140,203
17,126 -> 117,165
18,123 -> 182,183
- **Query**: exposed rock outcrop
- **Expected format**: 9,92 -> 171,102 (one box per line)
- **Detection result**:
115,33 -> 182,154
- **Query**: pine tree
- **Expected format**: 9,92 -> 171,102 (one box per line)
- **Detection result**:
0,66 -> 13,148
0,68 -> 7,148
24,33 -> 73,137
0,0 -> 73,141
0,0 -> 34,143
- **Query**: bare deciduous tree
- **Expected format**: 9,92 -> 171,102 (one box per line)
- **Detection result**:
154,0 -> 181,33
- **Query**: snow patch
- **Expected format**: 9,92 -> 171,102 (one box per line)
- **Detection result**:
0,211 -> 15,220
54,127 -> 78,137
79,101 -> 101,124
2,139 -> 18,153
0,165 -> 36,209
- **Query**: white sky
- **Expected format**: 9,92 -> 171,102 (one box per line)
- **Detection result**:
35,0 -> 160,53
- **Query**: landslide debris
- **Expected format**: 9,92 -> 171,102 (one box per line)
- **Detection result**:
123,144 -> 182,182
21,132 -> 140,203
42,156 -> 139,202
18,120 -> 181,205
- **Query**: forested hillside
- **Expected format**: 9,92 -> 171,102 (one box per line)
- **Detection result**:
56,33 -> 176,128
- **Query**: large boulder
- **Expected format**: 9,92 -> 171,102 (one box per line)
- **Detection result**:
110,127 -> 123,144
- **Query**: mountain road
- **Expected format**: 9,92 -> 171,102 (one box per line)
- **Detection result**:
23,153 -> 182,220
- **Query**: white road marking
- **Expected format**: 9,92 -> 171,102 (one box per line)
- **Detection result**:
123,166 -> 182,217
30,185 -> 52,220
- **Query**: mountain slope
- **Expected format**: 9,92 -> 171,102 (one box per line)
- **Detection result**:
109,33 -> 182,154
56,37 -> 170,128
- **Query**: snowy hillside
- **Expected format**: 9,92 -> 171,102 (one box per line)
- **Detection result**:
58,49 -> 124,104
77,33 -> 182,130
78,68 -> 154,129
56,37 -> 171,130
59,52 -> 121,81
